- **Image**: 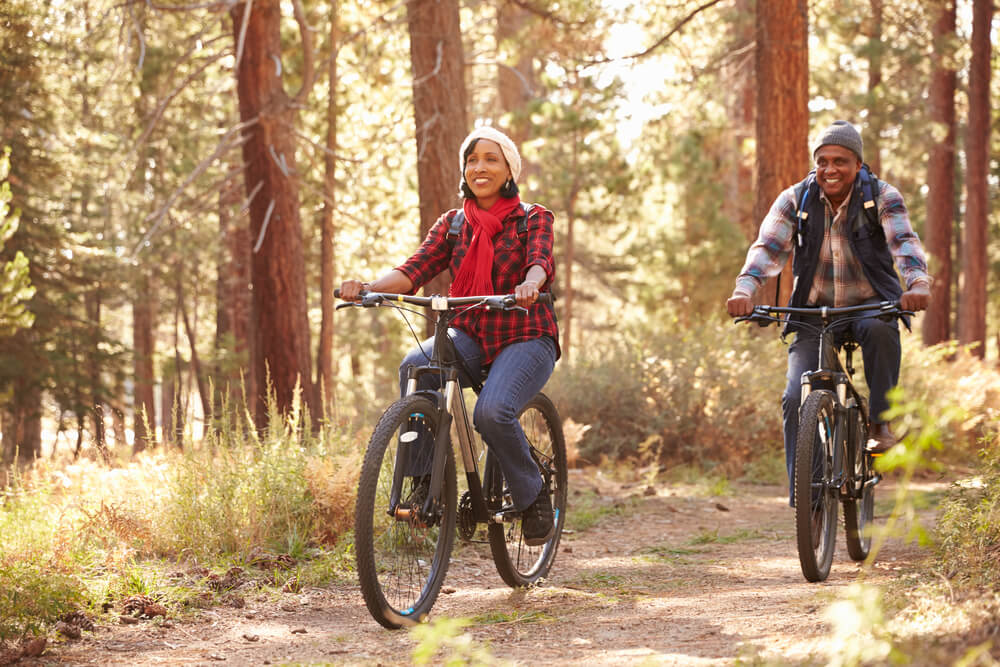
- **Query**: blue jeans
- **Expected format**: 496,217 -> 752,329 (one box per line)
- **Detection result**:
780,302 -> 900,505
399,330 -> 557,510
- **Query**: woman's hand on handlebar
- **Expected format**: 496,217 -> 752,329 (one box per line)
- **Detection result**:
338,279 -> 368,302
514,279 -> 542,308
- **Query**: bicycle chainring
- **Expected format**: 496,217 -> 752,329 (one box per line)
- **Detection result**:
457,491 -> 477,541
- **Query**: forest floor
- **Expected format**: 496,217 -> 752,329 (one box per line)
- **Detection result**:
15,467 -> 954,666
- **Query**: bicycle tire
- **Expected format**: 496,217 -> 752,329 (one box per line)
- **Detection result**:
486,392 -> 567,588
794,390 -> 838,582
354,394 -> 457,629
843,403 -> 874,561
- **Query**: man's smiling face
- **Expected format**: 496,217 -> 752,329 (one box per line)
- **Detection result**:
813,144 -> 861,205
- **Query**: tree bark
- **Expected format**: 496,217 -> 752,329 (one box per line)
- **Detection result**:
406,0 -> 468,334
957,0 -> 993,359
497,1 -> 536,182
864,0 -> 883,176
231,0 -> 314,421
132,273 -> 157,453
753,0 -> 808,307
215,125 -> 252,410
922,0 -> 957,347
316,0 -> 340,414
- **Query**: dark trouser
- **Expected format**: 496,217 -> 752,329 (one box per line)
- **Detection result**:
399,330 -> 557,510
780,303 -> 900,505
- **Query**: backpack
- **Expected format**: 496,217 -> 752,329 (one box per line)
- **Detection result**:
446,203 -> 536,246
792,164 -> 881,248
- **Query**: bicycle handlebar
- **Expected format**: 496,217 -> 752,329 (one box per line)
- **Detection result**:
734,300 -> 912,326
334,289 -> 553,311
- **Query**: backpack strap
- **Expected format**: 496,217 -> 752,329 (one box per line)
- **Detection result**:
857,165 -> 880,230
446,203 -> 535,246
792,171 -> 816,248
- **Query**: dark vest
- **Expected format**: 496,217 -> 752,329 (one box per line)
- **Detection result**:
786,169 -> 902,333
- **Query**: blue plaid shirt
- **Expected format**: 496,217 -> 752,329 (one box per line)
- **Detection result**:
734,180 -> 930,306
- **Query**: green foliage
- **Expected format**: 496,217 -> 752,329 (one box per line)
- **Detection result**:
0,561 -> 85,645
0,470 -> 87,644
410,616 -> 498,666
547,316 -> 785,470
152,391 -> 361,559
936,433 -> 1000,588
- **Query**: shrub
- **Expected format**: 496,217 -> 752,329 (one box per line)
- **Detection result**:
547,317 -> 786,471
935,432 -> 1000,588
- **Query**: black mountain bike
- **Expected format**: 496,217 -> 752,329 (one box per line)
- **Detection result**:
736,301 -> 909,582
336,290 -> 567,628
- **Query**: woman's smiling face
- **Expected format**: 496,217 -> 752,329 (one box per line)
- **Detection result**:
814,144 -> 861,205
463,139 -> 510,209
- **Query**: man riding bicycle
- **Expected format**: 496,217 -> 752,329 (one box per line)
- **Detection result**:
726,120 -> 931,504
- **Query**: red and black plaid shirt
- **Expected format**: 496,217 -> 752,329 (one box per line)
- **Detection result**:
395,202 -> 560,364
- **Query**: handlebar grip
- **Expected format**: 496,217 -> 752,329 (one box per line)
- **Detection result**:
334,288 -> 341,298
537,292 -> 554,305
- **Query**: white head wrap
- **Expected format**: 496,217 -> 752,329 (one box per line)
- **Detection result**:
459,126 -> 521,182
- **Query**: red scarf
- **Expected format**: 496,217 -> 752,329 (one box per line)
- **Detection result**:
449,196 -> 521,297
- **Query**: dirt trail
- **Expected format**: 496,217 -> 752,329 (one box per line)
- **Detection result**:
31,469 -> 936,666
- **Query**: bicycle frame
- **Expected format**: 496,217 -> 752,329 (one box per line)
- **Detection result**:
738,300 -> 907,499
341,290 -> 552,525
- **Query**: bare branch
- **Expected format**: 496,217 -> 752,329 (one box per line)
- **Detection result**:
233,0 -> 252,72
132,118 -> 258,259
292,129 -> 362,164
506,0 -> 595,28
585,0 -> 726,65
291,0 -> 317,105
131,49 -> 230,159
252,199 -> 276,253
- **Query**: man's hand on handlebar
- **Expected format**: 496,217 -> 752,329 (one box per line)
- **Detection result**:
899,282 -> 930,312
726,293 -> 754,318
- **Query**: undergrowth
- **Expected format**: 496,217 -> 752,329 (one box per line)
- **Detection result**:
0,388 -> 362,646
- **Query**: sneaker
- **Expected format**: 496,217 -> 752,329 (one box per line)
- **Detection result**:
866,422 -> 897,456
522,487 -> 555,547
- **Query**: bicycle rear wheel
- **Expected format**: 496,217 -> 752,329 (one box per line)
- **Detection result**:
486,392 -> 567,588
794,390 -> 838,582
843,403 -> 874,561
354,394 -> 456,628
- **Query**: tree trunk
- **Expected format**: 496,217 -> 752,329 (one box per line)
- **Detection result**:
922,1 -> 957,347
406,0 -> 468,335
215,136 -> 253,409
753,0 -> 808,307
179,274 -> 212,424
497,1 -> 536,181
865,0 -> 883,176
957,0 -> 993,359
231,0 -> 314,421
724,0 -> 756,243
132,273 -> 157,453
316,0 -> 340,414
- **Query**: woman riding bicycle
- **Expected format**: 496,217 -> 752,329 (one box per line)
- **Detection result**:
339,125 -> 560,545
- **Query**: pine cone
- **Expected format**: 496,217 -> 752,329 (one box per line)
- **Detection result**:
60,611 -> 95,632
122,594 -> 156,616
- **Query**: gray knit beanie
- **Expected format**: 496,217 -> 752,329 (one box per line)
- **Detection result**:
812,120 -> 863,162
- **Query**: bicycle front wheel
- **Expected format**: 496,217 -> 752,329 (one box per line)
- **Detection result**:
843,403 -> 874,561
794,390 -> 838,582
354,394 -> 457,629
486,392 -> 567,588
